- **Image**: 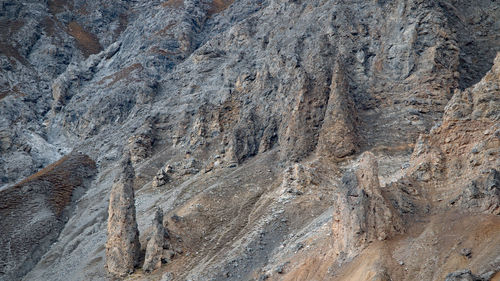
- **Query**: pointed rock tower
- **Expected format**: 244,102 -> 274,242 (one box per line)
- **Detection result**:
143,207 -> 170,273
105,153 -> 141,276
317,59 -> 359,159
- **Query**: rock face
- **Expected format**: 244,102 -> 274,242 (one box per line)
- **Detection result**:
51,42 -> 122,112
332,152 -> 403,261
0,0 -> 131,188
105,154 -> 141,277
0,0 -> 499,281
317,60 -> 359,159
143,208 -> 170,273
408,53 -> 500,215
128,120 -> 155,165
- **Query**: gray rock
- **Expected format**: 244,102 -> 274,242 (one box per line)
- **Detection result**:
143,207 -> 170,273
444,269 -> 483,281
460,248 -> 472,259
128,133 -> 153,165
51,42 -> 122,112
332,152 -> 403,261
152,165 -> 172,188
0,0 -> 498,280
161,272 -> 174,281
258,274 -> 269,281
451,169 -> 500,215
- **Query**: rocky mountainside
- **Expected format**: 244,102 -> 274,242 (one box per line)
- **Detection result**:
0,0 -> 499,280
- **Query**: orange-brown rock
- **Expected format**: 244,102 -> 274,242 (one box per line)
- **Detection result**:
317,60 -> 359,159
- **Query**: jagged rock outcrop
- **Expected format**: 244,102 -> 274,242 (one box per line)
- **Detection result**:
450,169 -> 500,215
152,165 -> 172,188
105,154 -> 141,277
1,0 -> 499,280
229,111 -> 263,164
444,269 -> 484,281
143,208 -> 170,273
317,60 -> 359,159
128,121 -> 155,165
279,68 -> 331,162
408,52 -> 500,215
332,152 -> 403,261
51,42 -> 121,112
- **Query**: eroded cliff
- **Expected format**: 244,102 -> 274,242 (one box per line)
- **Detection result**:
0,0 -> 499,280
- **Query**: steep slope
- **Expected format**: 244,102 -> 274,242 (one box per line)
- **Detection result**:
0,154 -> 96,281
0,0 -> 498,281
0,0 -> 131,187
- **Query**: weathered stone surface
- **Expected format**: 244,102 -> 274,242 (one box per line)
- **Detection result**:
0,154 -> 96,281
161,272 -> 174,281
317,60 -> 359,159
0,0 -> 499,280
105,154 -> 141,277
51,42 -> 122,112
128,121 -> 154,165
444,269 -> 483,281
279,67 -> 331,162
152,165 -> 172,188
332,152 -> 403,261
450,169 -> 500,215
143,207 -> 170,273
443,53 -> 500,123
0,0 -> 131,189
407,53 -> 500,215
278,163 -> 313,200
